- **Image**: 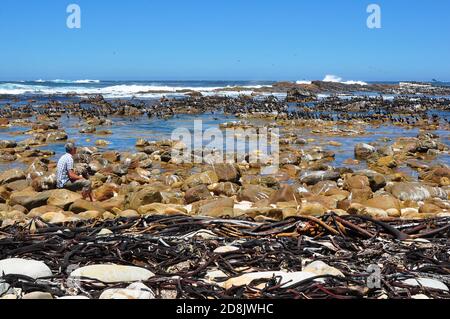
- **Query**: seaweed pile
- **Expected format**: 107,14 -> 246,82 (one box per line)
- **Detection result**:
1,214 -> 449,299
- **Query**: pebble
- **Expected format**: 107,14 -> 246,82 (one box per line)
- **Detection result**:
69,264 -> 155,283
0,258 -> 52,279
402,278 -> 448,291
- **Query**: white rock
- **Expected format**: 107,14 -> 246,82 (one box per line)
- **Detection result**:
221,271 -> 318,290
403,278 -> 448,292
22,292 -> 53,299
99,283 -> 155,299
303,261 -> 345,277
411,294 -> 429,299
182,230 -> 218,240
97,228 -> 113,236
0,258 -> 52,279
69,264 -> 154,283
213,246 -> 239,254
1,294 -> 17,299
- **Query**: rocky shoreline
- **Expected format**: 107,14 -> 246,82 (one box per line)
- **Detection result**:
0,91 -> 449,299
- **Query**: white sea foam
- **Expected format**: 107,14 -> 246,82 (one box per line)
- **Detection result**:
0,83 -> 268,98
34,79 -> 101,84
296,80 -> 312,85
323,74 -> 367,86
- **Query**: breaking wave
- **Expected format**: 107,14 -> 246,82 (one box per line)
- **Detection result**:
0,82 -> 268,98
323,74 -> 367,86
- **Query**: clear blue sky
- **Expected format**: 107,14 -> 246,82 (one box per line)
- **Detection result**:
0,0 -> 448,81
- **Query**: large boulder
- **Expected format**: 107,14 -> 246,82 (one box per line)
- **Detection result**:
387,182 -> 448,201
364,195 -> 401,211
138,203 -> 187,216
69,199 -> 106,214
212,164 -> 241,183
209,182 -> 240,197
47,189 -> 83,210
299,171 -> 340,185
237,185 -> 274,203
182,171 -> 219,190
185,185 -> 213,204
194,197 -> 235,217
9,190 -> 52,210
0,140 -> 17,149
343,175 -> 370,191
354,143 -> 376,160
127,186 -> 165,210
0,169 -> 25,185
269,185 -> 297,204
354,170 -> 387,191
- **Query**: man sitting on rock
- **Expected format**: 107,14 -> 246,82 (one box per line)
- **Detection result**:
57,142 -> 94,201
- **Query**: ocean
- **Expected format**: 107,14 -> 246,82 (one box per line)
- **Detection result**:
1,80 -> 449,99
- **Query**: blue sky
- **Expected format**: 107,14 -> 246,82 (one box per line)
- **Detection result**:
0,0 -> 449,81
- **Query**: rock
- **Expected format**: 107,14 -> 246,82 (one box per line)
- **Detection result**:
354,143 -> 376,160
28,205 -> 63,217
0,169 -> 25,185
299,171 -> 340,185
47,189 -> 83,210
354,170 -> 387,191
420,167 -> 450,186
364,195 -> 401,211
69,264 -> 155,283
195,197 -> 234,217
419,203 -> 443,214
117,209 -> 140,218
279,153 -> 300,165
127,186 -> 165,210
58,296 -> 90,300
214,246 -> 240,254
237,185 -> 273,203
359,207 -> 389,218
22,292 -> 53,299
183,171 -> 219,190
0,140 -> 16,149
45,131 -> 68,142
269,185 -> 296,204
349,187 -> 373,203
69,199 -> 106,214
0,258 -> 52,279
299,203 -> 326,216
377,156 -> 397,168
212,163 -> 241,183
303,261 -> 344,277
343,175 -> 370,191
209,182 -> 240,197
310,181 -> 338,195
98,195 -> 125,211
9,190 -> 52,210
99,283 -> 155,300
93,183 -> 119,201
78,211 -> 104,220
185,184 -> 213,204
387,182 -> 447,201
402,278 -> 448,292
102,151 -> 121,163
31,174 -> 56,192
138,203 -> 187,216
